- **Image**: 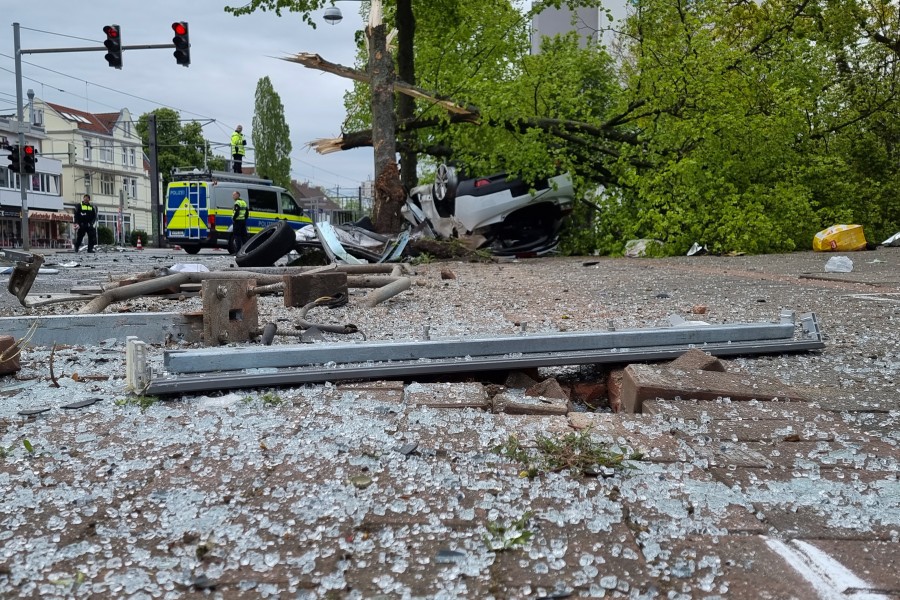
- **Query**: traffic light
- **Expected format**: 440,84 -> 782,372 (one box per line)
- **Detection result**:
103,25 -> 122,69
21,146 -> 37,175
172,22 -> 190,67
7,145 -> 20,173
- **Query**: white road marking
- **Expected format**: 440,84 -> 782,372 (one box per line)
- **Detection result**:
763,536 -> 889,599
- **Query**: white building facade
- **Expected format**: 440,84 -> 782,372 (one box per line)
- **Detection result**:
531,2 -> 631,53
36,98 -> 152,244
0,114 -> 68,248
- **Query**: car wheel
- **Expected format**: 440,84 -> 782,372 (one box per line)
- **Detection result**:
432,164 -> 458,202
182,245 -> 201,255
235,221 -> 296,267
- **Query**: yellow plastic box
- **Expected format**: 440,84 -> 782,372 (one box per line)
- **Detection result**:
812,224 -> 867,252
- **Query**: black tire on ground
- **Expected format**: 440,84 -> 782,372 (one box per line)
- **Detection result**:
235,221 -> 296,267
182,245 -> 201,255
227,235 -> 239,255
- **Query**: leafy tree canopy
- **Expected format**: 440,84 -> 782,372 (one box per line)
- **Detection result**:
251,76 -> 293,188
136,108 -> 226,189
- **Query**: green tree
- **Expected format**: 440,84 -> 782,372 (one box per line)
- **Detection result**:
136,108 -> 226,190
251,76 -> 293,188
228,0 -> 899,254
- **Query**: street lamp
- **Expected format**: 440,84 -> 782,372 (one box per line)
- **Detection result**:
323,6 -> 343,24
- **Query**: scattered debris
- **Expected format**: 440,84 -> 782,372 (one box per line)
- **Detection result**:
624,239 -> 663,258
1,248 -> 45,305
813,224 -> 867,251
824,255 -> 854,273
686,242 -> 707,256
883,231 -> 900,246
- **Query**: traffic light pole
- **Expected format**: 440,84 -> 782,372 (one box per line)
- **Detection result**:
23,43 -> 176,54
12,22 -> 185,251
13,23 -> 30,251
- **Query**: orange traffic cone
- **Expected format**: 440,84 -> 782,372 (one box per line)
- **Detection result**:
136,235 -> 143,250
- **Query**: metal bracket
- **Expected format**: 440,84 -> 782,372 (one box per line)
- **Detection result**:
2,250 -> 44,306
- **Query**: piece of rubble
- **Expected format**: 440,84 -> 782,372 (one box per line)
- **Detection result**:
668,348 -> 726,372
504,371 -> 539,389
283,272 -> 348,308
0,335 -> 22,375
492,392 -> 569,416
403,382 -> 489,409
607,369 -> 625,413
570,380 -> 608,405
621,364 -> 810,413
525,378 -> 570,401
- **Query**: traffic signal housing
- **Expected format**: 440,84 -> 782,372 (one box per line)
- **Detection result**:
6,145 -> 20,173
104,25 -> 123,69
21,146 -> 37,175
172,22 -> 190,67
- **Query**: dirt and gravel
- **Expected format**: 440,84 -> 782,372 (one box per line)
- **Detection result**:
1,246 -> 899,599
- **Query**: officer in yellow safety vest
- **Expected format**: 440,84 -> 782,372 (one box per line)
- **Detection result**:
74,194 -> 97,253
231,124 -> 247,173
231,191 -> 250,250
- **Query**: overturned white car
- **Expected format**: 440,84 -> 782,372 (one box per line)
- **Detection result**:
402,165 -> 575,256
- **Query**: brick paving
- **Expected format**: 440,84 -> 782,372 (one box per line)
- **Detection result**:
1,248 -> 899,597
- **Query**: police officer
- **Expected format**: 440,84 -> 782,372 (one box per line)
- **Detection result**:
74,194 -> 97,253
231,125 -> 247,173
231,190 -> 249,251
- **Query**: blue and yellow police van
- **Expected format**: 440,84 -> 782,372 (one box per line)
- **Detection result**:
164,168 -> 312,254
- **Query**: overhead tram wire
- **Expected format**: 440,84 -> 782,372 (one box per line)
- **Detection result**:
1,51 -> 369,189
0,52 -> 219,123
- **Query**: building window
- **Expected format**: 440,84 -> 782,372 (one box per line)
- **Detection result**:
0,166 -> 9,189
83,139 -> 92,161
122,146 -> 128,166
128,177 -> 137,199
98,212 -> 131,242
99,174 -> 115,196
32,109 -> 44,127
129,148 -> 136,167
123,120 -> 131,137
100,143 -> 113,163
29,173 -> 59,195
84,172 -> 92,195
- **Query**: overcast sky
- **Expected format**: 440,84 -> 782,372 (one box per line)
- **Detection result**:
2,0 -> 371,193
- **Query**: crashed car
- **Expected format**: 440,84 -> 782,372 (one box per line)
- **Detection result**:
402,165 -> 575,256
233,166 -> 575,267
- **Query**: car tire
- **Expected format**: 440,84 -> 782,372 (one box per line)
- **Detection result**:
432,163 -> 458,202
182,245 -> 201,255
235,221 -> 296,267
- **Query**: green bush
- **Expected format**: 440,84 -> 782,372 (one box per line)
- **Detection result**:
130,230 -> 148,247
97,226 -> 115,245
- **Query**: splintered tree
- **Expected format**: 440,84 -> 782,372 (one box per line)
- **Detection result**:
251,76 -> 293,189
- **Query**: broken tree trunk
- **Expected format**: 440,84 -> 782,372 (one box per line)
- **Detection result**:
368,19 -> 406,235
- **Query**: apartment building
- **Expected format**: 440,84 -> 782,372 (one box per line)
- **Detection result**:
0,112 -> 67,248
35,98 -> 152,243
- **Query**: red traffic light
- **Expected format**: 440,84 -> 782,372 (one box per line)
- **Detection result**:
172,22 -> 187,36
23,145 -> 34,155
103,25 -> 119,38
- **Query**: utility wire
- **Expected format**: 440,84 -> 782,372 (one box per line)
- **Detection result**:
18,26 -> 101,44
0,55 -> 368,189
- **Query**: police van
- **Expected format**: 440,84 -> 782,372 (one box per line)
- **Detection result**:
164,168 -> 312,254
